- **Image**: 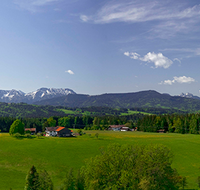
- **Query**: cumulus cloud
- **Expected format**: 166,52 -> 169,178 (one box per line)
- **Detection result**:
65,70 -> 74,75
124,51 -> 173,69
159,76 -> 195,85
124,52 -> 140,59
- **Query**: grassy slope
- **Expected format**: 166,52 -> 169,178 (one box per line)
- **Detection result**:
120,110 -> 152,115
0,132 -> 200,189
58,108 -> 152,116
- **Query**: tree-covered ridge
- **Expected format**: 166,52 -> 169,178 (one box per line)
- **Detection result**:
0,101 -> 187,119
58,106 -> 186,116
34,90 -> 200,111
0,102 -> 66,118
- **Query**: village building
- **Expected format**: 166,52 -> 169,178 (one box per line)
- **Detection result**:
157,129 -> 166,133
45,126 -> 72,137
25,128 -> 36,135
108,125 -> 131,131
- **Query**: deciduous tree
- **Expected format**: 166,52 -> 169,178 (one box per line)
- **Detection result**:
82,144 -> 184,190
9,119 -> 25,135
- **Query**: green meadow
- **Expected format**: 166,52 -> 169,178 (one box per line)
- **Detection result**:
0,131 -> 200,189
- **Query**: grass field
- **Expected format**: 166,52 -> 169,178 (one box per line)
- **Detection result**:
58,108 -> 152,116
120,110 -> 152,115
0,131 -> 200,189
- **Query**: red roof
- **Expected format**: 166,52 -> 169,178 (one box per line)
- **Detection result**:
56,127 -> 65,132
25,128 -> 36,132
109,125 -> 126,128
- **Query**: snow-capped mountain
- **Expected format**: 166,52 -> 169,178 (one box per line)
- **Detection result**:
179,92 -> 200,100
0,88 -> 76,103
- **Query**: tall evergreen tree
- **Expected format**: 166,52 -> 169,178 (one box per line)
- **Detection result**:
39,170 -> 53,190
25,165 -> 39,190
62,168 -> 75,190
189,115 -> 198,134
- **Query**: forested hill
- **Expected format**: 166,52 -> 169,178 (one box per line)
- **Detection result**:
34,90 -> 200,112
0,102 -> 66,118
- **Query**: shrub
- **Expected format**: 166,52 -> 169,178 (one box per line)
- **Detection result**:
25,134 -> 32,138
36,133 -> 42,139
95,133 -> 99,139
13,133 -> 22,138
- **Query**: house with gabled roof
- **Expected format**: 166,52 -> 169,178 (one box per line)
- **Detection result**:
25,128 -> 36,135
45,126 -> 72,137
108,125 -> 131,131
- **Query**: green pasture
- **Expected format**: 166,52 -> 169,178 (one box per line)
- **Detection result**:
0,132 -> 200,189
120,110 -> 151,115
58,108 -> 152,116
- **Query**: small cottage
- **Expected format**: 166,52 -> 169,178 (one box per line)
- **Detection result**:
108,125 -> 130,131
25,128 -> 36,135
157,129 -> 166,133
120,126 -> 131,131
45,126 -> 71,137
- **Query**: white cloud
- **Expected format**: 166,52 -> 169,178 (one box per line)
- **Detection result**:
162,80 -> 174,85
162,48 -> 200,57
173,76 -> 195,83
173,58 -> 181,63
160,76 -> 195,85
65,70 -> 74,75
14,0 -> 60,12
81,1 -> 200,24
81,1 -> 200,38
80,15 -> 90,22
124,52 -> 140,59
124,51 -> 173,69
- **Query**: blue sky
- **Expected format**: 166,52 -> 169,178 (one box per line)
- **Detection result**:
1,0 -> 200,96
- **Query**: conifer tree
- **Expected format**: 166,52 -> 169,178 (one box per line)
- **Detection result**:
25,165 -> 39,190
61,168 -> 75,190
39,170 -> 53,190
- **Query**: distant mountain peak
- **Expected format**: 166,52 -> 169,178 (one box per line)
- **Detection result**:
0,88 -> 76,103
179,92 -> 200,100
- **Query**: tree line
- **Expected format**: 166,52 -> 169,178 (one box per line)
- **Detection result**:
3,113 -> 200,135
0,114 -> 144,133
137,113 -> 200,134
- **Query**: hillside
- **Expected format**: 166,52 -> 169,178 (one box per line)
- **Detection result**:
34,90 -> 200,111
0,102 -> 66,118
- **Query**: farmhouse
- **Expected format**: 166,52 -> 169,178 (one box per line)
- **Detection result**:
45,126 -> 72,137
25,128 -> 36,135
108,125 -> 130,131
157,129 -> 166,133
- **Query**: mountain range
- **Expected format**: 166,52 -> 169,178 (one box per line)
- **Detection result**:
0,88 -> 200,112
0,88 -> 76,103
34,90 -> 200,111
